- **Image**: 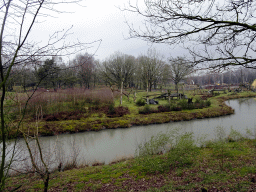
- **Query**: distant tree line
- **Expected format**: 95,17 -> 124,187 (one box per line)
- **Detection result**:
5,51 -> 256,92
5,50 -> 194,92
5,54 -> 100,91
190,68 -> 256,86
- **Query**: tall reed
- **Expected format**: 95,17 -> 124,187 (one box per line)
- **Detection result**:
7,87 -> 115,118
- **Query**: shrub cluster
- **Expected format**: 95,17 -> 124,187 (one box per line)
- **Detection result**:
106,105 -> 130,117
157,105 -> 172,112
135,98 -> 146,106
88,103 -> 130,118
40,111 -> 85,121
134,131 -> 198,174
193,97 -> 211,109
138,98 -> 211,114
138,105 -> 156,114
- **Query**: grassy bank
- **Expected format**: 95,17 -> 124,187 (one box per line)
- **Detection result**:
7,91 -> 256,138
6,132 -> 256,191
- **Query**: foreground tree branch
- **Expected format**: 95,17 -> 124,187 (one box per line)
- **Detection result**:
124,0 -> 256,69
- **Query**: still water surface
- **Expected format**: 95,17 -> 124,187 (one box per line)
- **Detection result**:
10,98 -> 256,170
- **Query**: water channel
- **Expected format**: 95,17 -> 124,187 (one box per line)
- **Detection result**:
8,98 -> 256,171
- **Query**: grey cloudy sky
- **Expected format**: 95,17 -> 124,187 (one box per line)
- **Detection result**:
29,0 -> 184,62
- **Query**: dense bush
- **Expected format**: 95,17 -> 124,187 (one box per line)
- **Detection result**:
108,103 -> 115,114
193,96 -> 211,109
172,106 -> 182,111
157,104 -> 171,112
136,98 -> 146,106
139,105 -> 155,114
194,96 -> 202,104
140,97 -> 211,115
107,106 -> 130,117
178,99 -> 189,109
205,99 -> 211,107
40,111 -> 85,121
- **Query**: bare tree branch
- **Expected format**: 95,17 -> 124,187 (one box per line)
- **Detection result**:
123,0 -> 256,69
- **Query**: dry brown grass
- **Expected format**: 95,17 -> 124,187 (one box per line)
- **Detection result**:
7,87 -> 116,118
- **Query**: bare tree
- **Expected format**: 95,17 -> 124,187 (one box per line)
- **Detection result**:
124,0 -> 256,69
101,52 -> 136,89
72,53 -> 95,89
169,57 -> 193,95
0,0 -> 96,191
137,49 -> 165,92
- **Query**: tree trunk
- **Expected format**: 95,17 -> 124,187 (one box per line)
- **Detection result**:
175,83 -> 179,99
0,83 -> 6,191
120,81 -> 123,105
43,173 -> 49,192
168,90 -> 171,103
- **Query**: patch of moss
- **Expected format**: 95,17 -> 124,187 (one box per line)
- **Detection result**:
107,119 -> 131,128
91,124 -> 102,131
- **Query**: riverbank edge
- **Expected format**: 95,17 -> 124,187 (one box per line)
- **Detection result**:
11,92 -> 256,138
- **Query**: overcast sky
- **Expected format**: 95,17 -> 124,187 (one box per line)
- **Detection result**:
29,0 -> 185,62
